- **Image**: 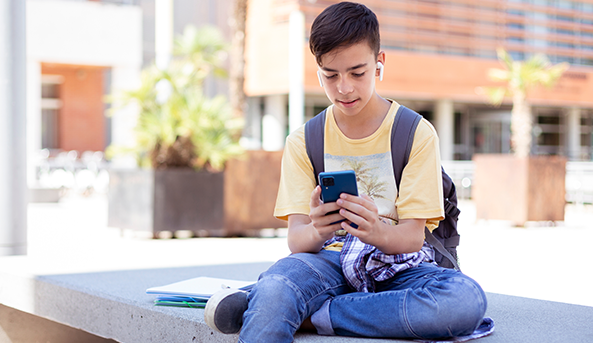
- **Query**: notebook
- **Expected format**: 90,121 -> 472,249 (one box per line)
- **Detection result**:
147,276 -> 255,308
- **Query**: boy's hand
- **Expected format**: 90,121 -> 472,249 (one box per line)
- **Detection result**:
308,185 -> 344,241
335,193 -> 383,245
336,193 -> 426,254
289,188 -> 425,254
287,186 -> 346,254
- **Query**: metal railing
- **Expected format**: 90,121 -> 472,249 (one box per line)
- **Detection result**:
443,160 -> 593,204
442,161 -> 475,201
34,149 -> 110,196
566,161 -> 593,204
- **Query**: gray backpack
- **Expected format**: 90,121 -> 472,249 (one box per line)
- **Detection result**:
304,105 -> 461,270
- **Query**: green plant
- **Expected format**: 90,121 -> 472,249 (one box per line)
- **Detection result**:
107,25 -> 244,171
479,48 -> 568,157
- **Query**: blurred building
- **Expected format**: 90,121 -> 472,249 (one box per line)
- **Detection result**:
26,0 -> 233,191
26,0 -> 142,189
25,0 -> 593,169
243,0 -> 593,161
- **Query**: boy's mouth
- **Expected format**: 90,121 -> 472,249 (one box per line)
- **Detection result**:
338,99 -> 359,107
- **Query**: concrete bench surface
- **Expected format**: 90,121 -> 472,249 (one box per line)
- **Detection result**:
1,261 -> 592,343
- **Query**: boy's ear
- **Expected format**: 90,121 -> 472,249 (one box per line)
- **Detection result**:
317,70 -> 324,87
377,62 -> 384,81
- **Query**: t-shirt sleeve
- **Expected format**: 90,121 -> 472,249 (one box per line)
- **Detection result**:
396,118 -> 445,232
273,126 -> 317,221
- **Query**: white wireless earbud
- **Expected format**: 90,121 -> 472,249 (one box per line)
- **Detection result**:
317,70 -> 324,87
377,62 -> 384,81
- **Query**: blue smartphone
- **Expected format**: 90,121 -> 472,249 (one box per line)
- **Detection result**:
319,170 -> 358,202
318,170 -> 359,229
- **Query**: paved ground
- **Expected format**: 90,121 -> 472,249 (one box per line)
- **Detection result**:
15,192 -> 593,309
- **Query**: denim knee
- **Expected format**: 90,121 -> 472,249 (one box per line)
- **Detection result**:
405,272 -> 487,339
263,254 -> 325,283
248,273 -> 305,329
262,252 -> 345,298
249,252 -> 343,322
241,274 -> 305,343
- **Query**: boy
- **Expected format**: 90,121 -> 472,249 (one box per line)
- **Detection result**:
205,2 -> 492,342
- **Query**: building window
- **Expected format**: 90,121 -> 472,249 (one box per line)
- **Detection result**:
581,111 -> 593,160
41,75 -> 63,150
534,109 -> 564,155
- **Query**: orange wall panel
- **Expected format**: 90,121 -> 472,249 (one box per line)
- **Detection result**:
249,0 -> 593,108
41,63 -> 107,152
303,50 -> 593,108
244,0 -> 291,96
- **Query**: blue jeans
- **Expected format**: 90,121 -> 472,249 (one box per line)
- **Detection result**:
239,250 -> 487,343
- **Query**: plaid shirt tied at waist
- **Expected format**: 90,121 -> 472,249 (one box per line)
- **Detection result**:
324,233 -> 435,293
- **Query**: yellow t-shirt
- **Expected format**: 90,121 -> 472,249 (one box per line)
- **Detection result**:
274,100 -> 444,234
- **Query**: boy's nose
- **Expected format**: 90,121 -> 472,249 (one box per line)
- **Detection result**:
337,78 -> 354,95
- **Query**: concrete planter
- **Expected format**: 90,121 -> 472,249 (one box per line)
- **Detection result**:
472,154 -> 567,226
223,150 -> 286,236
108,168 -> 226,237
108,150 -> 285,237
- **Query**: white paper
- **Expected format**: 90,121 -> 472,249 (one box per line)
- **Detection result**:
146,276 -> 255,298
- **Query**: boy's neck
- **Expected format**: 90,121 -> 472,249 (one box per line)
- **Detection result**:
333,93 -> 391,139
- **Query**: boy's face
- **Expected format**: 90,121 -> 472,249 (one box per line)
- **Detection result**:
318,42 -> 384,119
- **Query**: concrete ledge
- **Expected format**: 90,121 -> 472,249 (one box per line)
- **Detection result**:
0,304 -> 115,343
2,262 -> 593,343
28,187 -> 62,203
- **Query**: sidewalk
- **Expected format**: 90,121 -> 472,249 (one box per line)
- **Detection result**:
15,193 -> 593,308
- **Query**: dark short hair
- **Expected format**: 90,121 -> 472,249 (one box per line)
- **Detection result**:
309,2 -> 380,66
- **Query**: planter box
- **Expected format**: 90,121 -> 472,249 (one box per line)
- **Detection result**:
472,154 -> 567,226
108,150 -> 286,237
224,150 -> 286,236
108,169 -> 225,238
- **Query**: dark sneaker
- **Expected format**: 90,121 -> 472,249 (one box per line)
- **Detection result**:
204,288 -> 248,334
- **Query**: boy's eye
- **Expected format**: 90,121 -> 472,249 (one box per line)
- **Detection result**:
325,74 -> 337,79
353,72 -> 365,77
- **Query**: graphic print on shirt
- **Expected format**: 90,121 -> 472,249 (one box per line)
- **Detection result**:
325,152 -> 397,220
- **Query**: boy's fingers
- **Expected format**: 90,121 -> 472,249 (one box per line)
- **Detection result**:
337,198 -> 372,219
340,193 -> 371,206
339,208 -> 364,228
342,220 -> 364,237
310,186 -> 322,208
339,193 -> 377,213
311,210 -> 345,237
360,194 -> 374,202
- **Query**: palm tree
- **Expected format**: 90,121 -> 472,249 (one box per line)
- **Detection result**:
359,174 -> 388,200
481,48 -> 568,158
230,0 -> 247,119
108,26 -> 244,171
340,158 -> 388,200
340,158 -> 372,184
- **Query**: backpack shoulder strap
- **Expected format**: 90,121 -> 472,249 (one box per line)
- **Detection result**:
390,105 -> 461,271
424,227 -> 460,270
305,109 -> 327,185
391,105 -> 422,188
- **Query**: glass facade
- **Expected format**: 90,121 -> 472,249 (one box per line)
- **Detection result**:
373,0 -> 593,67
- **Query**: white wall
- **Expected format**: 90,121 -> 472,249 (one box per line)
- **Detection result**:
262,95 -> 287,151
434,99 -> 454,161
26,0 -> 143,170
27,0 -> 142,67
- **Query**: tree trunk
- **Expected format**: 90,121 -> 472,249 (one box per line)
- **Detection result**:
230,0 -> 247,119
511,92 -> 532,158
